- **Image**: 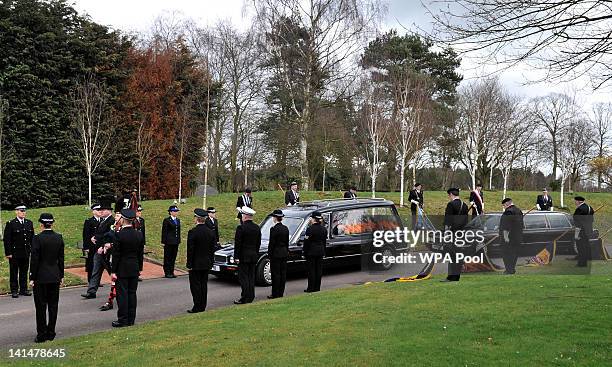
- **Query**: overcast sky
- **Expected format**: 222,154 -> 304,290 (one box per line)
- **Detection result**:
71,0 -> 608,107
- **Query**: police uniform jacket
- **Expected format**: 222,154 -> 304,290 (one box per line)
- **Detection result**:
443,199 -> 469,231
93,215 -> 114,251
204,217 -> 220,245
234,220 -> 261,264
29,230 -> 65,284
343,191 -> 357,199
112,227 -> 144,278
82,216 -> 99,251
303,223 -> 326,257
573,203 -> 594,240
499,205 -> 524,245
536,195 -> 553,211
408,190 -> 424,212
285,190 -> 299,206
236,195 -> 253,219
161,216 -> 181,245
186,224 -> 215,271
3,218 -> 34,259
268,222 -> 289,259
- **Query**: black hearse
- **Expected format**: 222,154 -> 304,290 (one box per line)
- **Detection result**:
453,211 -> 599,257
211,198 -> 405,286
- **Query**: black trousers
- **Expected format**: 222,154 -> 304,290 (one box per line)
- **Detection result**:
85,250 -> 95,282
33,282 -> 60,340
163,244 -> 179,276
411,210 -> 417,230
502,242 -> 518,274
189,270 -> 209,311
445,245 -> 463,281
306,256 -> 323,292
9,257 -> 29,294
576,237 -> 592,266
270,258 -> 287,297
238,262 -> 256,302
116,276 -> 138,325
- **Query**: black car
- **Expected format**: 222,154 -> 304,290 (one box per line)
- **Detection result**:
211,198 -> 405,286
435,211 -> 600,257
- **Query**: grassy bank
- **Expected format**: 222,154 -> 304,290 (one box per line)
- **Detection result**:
1,190 -> 611,294
4,272 -> 611,366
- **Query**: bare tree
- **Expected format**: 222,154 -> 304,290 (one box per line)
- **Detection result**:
71,76 -> 113,207
252,0 -> 384,189
454,78 -> 508,189
359,74 -> 392,198
392,70 -> 432,206
529,93 -> 577,182
590,102 -> 612,189
497,103 -> 532,198
558,118 -> 594,206
429,0 -> 612,89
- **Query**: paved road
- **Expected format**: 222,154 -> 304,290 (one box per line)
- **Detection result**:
0,262 -> 432,347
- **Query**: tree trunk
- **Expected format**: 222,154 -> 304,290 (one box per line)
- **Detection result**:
489,167 -> 493,190
399,156 -> 406,207
560,176 -> 565,208
88,169 -> 92,208
322,158 -> 326,192
502,168 -> 509,198
371,172 -> 376,199
299,120 -> 309,190
138,163 -> 142,202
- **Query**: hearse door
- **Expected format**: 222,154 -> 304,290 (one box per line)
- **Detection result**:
328,209 -> 368,264
522,214 -> 550,256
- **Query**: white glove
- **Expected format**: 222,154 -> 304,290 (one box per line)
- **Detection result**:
536,204 -> 541,210
470,201 -> 475,206
574,228 -> 580,240
550,207 -> 554,211
503,230 -> 509,243
410,200 -> 419,205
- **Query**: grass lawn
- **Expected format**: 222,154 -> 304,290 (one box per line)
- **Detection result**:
4,270 -> 611,366
1,190 -> 611,294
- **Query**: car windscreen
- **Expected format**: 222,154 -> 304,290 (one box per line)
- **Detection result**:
466,214 -> 500,232
260,216 -> 304,241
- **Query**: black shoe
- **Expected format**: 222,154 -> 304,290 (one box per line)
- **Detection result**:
46,333 -> 56,341
11,293 -> 18,298
576,264 -> 588,267
304,289 -> 310,293
187,309 -> 204,313
234,299 -> 247,305
138,277 -> 143,282
81,293 -> 96,299
164,274 -> 176,278
19,290 -> 32,296
99,303 -> 113,311
34,336 -> 46,343
112,321 -> 127,328
440,279 -> 459,282
267,295 -> 276,299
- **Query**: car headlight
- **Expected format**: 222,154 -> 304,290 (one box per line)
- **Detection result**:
229,256 -> 234,264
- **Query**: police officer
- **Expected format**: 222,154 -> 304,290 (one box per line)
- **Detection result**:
161,205 -> 181,278
573,196 -> 594,267
285,182 -> 300,206
111,209 -> 144,327
29,213 -> 64,343
536,188 -> 553,211
441,188 -> 469,282
343,186 -> 357,199
186,209 -> 216,313
408,183 -> 424,229
304,211 -> 326,292
82,200 -> 114,299
233,206 -> 261,304
236,188 -> 253,224
499,198 -> 524,275
83,204 -> 101,282
4,205 -> 34,298
205,207 -> 220,250
267,209 -> 289,299
469,183 -> 485,217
